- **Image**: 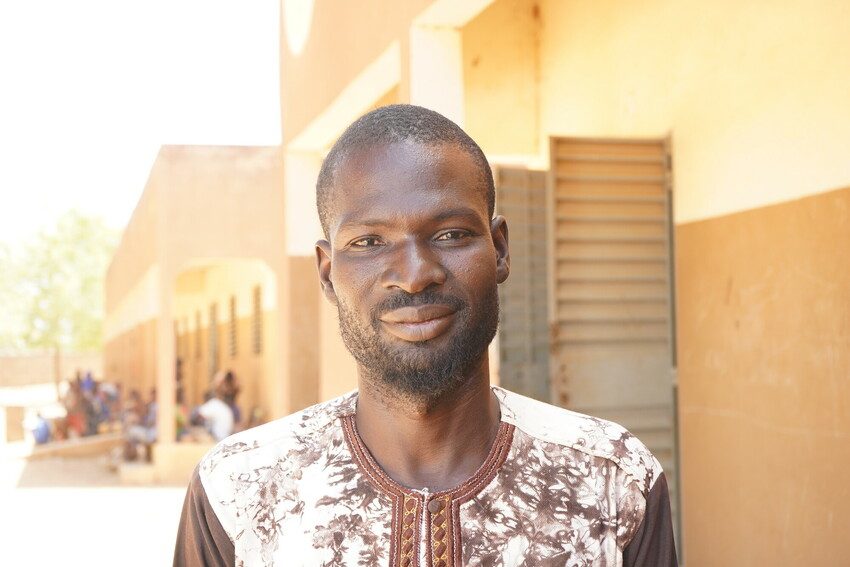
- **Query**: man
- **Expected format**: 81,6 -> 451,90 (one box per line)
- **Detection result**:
175,105 -> 677,566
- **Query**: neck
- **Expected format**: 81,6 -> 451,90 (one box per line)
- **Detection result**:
354,355 -> 501,492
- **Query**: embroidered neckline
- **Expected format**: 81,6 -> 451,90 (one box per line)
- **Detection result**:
341,413 -> 514,500
340,408 -> 514,567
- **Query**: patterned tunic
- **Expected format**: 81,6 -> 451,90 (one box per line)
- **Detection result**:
174,387 -> 677,566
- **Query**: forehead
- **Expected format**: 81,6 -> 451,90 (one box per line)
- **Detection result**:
327,141 -> 489,233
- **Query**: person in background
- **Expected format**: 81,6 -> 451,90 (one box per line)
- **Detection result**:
175,385 -> 190,441
122,389 -> 155,461
31,413 -> 51,444
123,389 -> 143,425
81,370 -> 95,395
82,382 -> 100,436
196,373 -> 235,442
63,378 -> 86,438
145,388 -> 158,430
221,370 -> 241,430
108,382 -> 123,426
93,384 -> 112,430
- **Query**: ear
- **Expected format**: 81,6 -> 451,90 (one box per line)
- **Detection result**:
491,215 -> 510,284
315,239 -> 338,305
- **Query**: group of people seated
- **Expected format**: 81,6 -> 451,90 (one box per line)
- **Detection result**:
122,369 -> 256,463
30,371 -> 122,444
27,367 -> 257,463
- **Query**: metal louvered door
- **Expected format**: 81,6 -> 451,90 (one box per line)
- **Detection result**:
547,137 -> 678,529
495,167 -> 550,402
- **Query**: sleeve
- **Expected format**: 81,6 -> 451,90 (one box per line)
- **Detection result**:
174,466 -> 235,567
622,472 -> 678,567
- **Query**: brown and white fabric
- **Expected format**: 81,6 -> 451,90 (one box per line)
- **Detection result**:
175,387 -> 677,566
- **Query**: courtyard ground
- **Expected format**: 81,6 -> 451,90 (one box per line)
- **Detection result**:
0,456 -> 187,566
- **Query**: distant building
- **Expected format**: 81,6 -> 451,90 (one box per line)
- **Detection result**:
103,145 -> 319,448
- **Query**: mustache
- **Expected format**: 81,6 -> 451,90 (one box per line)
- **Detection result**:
372,289 -> 466,318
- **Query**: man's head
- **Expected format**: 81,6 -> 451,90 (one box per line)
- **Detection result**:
317,105 -> 495,238
315,104 -> 509,404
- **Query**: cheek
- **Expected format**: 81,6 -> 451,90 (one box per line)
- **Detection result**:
445,246 -> 498,289
331,258 -> 379,305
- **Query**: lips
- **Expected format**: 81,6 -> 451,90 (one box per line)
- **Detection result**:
378,304 -> 457,342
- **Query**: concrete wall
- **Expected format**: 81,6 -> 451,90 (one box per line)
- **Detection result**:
462,0 -> 539,157
103,319 -> 157,396
172,260 -> 279,420
279,0 -> 432,143
105,186 -> 159,314
0,353 -> 102,388
537,0 -> 850,222
676,187 -> 850,565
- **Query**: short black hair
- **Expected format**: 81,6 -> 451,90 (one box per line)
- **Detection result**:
316,104 -> 495,237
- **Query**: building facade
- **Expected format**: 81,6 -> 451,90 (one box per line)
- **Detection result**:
103,145 -> 320,453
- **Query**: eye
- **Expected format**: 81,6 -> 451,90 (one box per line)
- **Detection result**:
349,236 -> 384,248
434,230 -> 470,242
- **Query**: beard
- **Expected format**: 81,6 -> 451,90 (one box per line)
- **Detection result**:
336,285 -> 499,402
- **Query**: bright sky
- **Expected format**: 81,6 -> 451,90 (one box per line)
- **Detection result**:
0,0 -> 281,247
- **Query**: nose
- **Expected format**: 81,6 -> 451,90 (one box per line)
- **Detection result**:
381,239 -> 447,294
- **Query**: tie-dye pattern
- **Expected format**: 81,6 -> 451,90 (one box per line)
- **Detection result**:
198,387 -> 663,566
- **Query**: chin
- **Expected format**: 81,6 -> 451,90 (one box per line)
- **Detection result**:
383,336 -> 460,365
382,371 -> 469,407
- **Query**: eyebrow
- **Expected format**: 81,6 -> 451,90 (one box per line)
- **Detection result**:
338,206 -> 485,230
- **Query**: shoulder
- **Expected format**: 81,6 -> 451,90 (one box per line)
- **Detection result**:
199,391 -> 356,477
196,391 -> 357,537
493,386 -> 663,493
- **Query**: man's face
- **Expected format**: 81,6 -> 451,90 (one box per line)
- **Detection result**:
316,141 -> 509,400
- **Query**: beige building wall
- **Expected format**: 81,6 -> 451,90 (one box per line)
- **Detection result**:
676,187 -> 850,565
537,0 -> 850,221
105,187 -> 160,317
528,1 -> 850,563
280,0 -> 432,144
104,319 -> 158,398
462,0 -> 540,158
172,260 -> 279,422
0,353 -> 102,388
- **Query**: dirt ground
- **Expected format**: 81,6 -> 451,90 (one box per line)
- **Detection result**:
0,456 -> 187,566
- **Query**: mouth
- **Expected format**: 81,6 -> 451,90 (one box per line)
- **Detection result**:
378,304 -> 457,342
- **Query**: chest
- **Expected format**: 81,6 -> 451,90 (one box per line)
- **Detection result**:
233,474 -> 623,567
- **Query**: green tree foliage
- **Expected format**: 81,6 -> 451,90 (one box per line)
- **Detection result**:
0,211 -> 119,352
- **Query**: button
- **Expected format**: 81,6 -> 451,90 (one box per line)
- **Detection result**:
427,499 -> 444,513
